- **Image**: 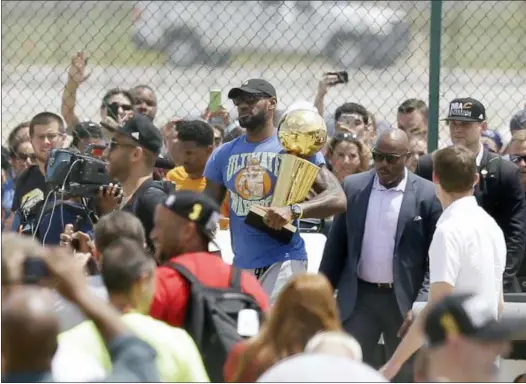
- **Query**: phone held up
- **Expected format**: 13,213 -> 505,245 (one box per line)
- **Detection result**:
325,71 -> 348,85
209,89 -> 222,113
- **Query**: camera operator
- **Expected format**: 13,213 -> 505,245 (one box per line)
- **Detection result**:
100,114 -> 174,254
69,120 -> 105,155
11,112 -> 66,231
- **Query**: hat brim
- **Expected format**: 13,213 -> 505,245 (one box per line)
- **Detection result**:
228,87 -> 271,99
442,116 -> 483,122
473,316 -> 526,342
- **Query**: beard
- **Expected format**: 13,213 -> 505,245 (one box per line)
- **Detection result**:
239,109 -> 268,133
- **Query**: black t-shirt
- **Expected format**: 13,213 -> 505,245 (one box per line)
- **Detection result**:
12,165 -> 47,216
121,179 -> 171,253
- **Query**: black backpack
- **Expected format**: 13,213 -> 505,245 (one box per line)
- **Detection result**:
170,262 -> 265,382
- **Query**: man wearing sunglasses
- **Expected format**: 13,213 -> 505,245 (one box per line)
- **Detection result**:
204,79 -> 346,303
320,128 -> 441,382
508,129 -> 526,291
415,98 -> 526,294
101,114 -> 174,255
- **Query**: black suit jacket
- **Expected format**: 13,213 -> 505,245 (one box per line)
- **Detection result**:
415,148 -> 526,287
319,170 -> 442,322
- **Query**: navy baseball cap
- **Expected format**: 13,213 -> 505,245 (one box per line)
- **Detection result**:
443,98 -> 486,122
116,114 -> 163,155
425,293 -> 526,347
510,109 -> 526,131
228,79 -> 277,99
481,129 -> 503,150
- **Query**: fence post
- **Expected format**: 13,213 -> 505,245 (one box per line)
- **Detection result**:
428,0 -> 442,152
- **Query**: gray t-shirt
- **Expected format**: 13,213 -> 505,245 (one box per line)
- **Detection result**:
53,275 -> 109,332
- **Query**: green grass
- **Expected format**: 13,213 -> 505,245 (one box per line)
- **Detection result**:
2,2 -> 525,70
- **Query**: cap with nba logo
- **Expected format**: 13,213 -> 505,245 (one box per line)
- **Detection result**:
162,190 -> 221,243
117,113 -> 163,155
443,97 -> 486,123
227,78 -> 277,99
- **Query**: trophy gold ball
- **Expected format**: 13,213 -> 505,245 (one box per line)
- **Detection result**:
278,108 -> 328,157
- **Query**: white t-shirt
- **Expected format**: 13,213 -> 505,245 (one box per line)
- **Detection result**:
429,196 -> 506,319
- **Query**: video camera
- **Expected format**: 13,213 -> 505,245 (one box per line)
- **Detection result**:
46,145 -> 110,198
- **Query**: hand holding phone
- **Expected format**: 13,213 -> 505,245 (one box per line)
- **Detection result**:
325,71 -> 348,85
209,89 -> 222,113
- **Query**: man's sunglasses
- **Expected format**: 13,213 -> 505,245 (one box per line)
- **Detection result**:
108,139 -> 137,152
372,148 -> 408,164
232,93 -> 270,106
106,101 -> 133,111
510,155 -> 526,164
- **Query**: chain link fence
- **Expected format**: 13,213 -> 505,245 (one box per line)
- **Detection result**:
2,0 -> 526,147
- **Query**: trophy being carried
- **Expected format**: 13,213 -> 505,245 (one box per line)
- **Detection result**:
245,105 -> 328,243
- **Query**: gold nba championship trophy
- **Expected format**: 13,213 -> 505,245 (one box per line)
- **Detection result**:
245,107 -> 328,243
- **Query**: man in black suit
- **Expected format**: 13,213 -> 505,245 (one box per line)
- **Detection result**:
320,128 -> 442,382
415,98 -> 526,293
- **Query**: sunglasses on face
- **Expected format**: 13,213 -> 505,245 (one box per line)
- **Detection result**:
107,102 -> 133,111
510,155 -> 526,164
372,148 -> 408,164
232,93 -> 270,106
108,139 -> 137,152
16,152 -> 36,162
334,132 -> 359,141
337,114 -> 365,127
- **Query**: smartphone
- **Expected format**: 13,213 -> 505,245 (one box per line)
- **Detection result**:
326,71 -> 348,85
209,89 -> 222,113
107,102 -> 120,121
70,215 -> 82,251
23,257 -> 49,284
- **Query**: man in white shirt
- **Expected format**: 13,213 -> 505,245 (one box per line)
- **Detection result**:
382,144 -> 507,379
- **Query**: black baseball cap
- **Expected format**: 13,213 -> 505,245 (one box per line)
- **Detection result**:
116,114 -> 163,155
443,97 -> 486,122
72,121 -> 104,140
510,109 -> 526,131
425,293 -> 526,347
162,190 -> 221,242
228,79 -> 277,99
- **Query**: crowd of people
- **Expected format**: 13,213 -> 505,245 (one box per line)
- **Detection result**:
1,51 -> 526,382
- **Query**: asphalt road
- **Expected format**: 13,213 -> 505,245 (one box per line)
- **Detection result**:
2,60 -> 525,147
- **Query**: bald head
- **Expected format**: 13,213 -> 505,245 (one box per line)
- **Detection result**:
2,287 -> 58,372
376,128 -> 410,154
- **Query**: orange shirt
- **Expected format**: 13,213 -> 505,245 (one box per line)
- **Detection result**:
166,166 -> 230,228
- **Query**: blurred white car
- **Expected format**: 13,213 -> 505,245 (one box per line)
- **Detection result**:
131,0 -> 411,68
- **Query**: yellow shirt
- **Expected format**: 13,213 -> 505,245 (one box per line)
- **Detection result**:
166,166 -> 207,192
58,312 -> 210,383
166,166 -> 230,228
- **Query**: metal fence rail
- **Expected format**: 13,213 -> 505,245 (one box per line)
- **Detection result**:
2,0 -> 526,147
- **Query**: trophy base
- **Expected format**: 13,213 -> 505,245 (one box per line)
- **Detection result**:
245,206 -> 297,244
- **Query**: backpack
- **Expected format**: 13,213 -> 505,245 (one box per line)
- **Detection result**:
130,179 -> 176,214
170,262 -> 264,382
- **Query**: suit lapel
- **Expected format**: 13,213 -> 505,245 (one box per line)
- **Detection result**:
394,173 -> 417,250
474,147 -> 490,205
353,171 -> 375,258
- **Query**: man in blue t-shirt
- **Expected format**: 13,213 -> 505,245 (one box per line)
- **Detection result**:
204,79 -> 346,302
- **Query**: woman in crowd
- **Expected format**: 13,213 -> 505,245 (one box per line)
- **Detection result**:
326,132 -> 370,183
223,274 -> 342,382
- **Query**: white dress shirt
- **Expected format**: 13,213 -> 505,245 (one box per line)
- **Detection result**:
429,196 -> 506,320
358,170 -> 408,283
